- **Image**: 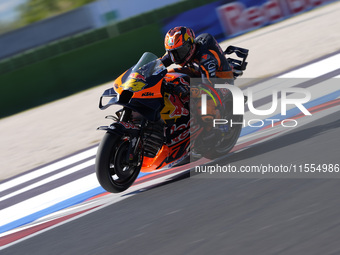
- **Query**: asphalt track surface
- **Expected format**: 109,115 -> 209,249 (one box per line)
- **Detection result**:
2,101 -> 340,253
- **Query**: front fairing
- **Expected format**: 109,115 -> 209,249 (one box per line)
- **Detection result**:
99,52 -> 168,122
114,53 -> 167,96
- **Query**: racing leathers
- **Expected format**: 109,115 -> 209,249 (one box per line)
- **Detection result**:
161,33 -> 234,87
161,33 -> 234,120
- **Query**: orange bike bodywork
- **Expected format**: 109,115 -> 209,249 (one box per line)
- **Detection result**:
113,70 -> 196,173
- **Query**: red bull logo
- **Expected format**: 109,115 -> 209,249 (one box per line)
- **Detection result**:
129,72 -> 146,82
217,0 -> 331,37
184,28 -> 194,43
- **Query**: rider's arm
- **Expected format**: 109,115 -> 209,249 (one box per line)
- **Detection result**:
199,51 -> 234,86
160,53 -> 173,68
199,57 -> 218,86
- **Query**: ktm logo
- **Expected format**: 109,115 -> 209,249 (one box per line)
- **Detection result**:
142,92 -> 154,97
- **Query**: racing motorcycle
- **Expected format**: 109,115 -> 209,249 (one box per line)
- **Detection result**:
96,46 -> 248,193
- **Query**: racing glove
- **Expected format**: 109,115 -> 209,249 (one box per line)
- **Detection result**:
173,84 -> 189,99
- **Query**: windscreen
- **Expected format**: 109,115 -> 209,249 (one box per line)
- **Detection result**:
132,52 -> 165,79
132,52 -> 159,71
118,52 -> 166,93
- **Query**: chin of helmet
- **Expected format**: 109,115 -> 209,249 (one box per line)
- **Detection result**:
171,43 -> 195,65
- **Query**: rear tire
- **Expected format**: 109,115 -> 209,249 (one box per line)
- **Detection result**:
96,132 -> 142,193
201,93 -> 243,159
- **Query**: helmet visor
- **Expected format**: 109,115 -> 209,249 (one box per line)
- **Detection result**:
169,43 -> 191,64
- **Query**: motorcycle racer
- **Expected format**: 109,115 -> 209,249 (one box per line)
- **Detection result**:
161,26 -> 235,123
161,26 -> 234,94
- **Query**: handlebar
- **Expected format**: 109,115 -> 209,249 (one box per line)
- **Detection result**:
224,45 -> 249,71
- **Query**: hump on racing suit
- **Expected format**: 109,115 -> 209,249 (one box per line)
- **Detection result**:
193,33 -> 234,84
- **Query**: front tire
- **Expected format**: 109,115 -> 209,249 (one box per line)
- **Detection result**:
96,132 -> 142,193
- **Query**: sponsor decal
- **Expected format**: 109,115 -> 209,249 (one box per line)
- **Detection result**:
217,0 -> 334,36
119,122 -> 139,130
121,79 -> 146,92
208,62 -> 216,71
168,118 -> 201,146
161,92 -> 190,121
168,37 -> 175,46
169,122 -> 190,145
186,28 -> 193,37
180,77 -> 189,86
142,92 -> 154,97
129,72 -> 146,82
169,94 -> 189,118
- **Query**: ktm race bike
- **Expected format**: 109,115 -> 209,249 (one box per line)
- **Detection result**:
96,47 -> 248,193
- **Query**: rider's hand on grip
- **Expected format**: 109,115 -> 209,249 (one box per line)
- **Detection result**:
164,82 -> 189,99
173,84 -> 189,99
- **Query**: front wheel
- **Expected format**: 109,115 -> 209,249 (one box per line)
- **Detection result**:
96,132 -> 142,193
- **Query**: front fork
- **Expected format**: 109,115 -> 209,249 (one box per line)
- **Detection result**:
126,123 -> 145,166
119,108 -> 146,166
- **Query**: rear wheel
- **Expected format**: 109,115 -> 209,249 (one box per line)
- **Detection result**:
96,132 -> 142,193
201,94 -> 243,159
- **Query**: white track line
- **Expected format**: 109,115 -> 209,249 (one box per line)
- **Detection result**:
0,147 -> 97,193
0,173 -> 99,227
0,159 -> 95,202
279,53 -> 340,78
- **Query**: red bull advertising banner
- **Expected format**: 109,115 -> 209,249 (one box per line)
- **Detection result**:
217,0 -> 337,37
162,0 -> 337,40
